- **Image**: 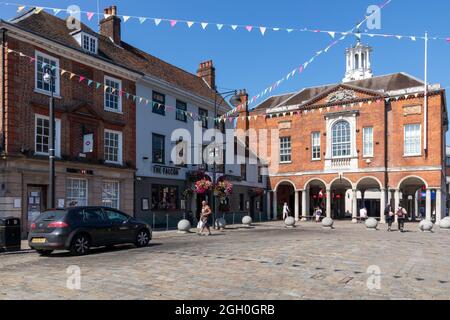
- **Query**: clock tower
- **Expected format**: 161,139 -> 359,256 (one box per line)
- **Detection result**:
343,38 -> 374,83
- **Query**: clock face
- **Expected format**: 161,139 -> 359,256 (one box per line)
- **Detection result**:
326,89 -> 358,104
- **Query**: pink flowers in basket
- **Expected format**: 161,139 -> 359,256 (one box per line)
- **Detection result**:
214,180 -> 233,199
194,179 -> 213,194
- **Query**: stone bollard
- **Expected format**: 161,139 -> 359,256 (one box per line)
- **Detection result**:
242,216 -> 253,228
419,220 -> 434,233
285,216 -> 296,228
177,219 -> 192,234
365,218 -> 379,231
439,217 -> 450,230
322,217 -> 334,229
216,218 -> 227,230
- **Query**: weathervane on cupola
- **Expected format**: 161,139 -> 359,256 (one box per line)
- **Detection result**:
343,29 -> 374,83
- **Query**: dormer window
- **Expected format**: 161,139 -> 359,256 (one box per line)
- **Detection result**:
82,33 -> 97,54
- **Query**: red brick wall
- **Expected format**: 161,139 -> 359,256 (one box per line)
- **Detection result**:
238,90 -> 446,190
4,37 -> 136,167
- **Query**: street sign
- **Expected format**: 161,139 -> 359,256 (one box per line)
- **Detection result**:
83,133 -> 93,153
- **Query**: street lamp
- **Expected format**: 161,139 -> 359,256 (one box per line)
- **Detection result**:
212,89 -> 245,229
42,65 -> 56,209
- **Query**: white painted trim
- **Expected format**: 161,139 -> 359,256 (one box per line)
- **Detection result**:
274,179 -> 296,192
102,180 -> 121,210
397,175 -> 429,190
355,176 -> 383,189
34,114 -> 61,158
104,76 -> 123,113
35,50 -> 61,96
66,178 -> 89,206
303,178 -> 327,190
104,129 -> 123,165
403,123 -> 422,157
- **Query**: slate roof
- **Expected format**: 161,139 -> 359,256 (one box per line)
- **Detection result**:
4,9 -> 228,109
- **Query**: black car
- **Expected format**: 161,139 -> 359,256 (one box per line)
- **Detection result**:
28,207 -> 152,256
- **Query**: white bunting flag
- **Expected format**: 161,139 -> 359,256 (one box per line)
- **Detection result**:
231,25 -> 238,30
123,16 -> 131,22
216,24 -> 223,30
187,21 -> 194,28
410,36 -> 416,41
260,27 -> 267,36
52,8 -> 61,15
139,18 -> 147,24
287,29 -> 294,33
328,31 -> 335,38
201,22 -> 208,29
273,28 -> 280,31
154,18 -> 161,26
17,6 -> 26,13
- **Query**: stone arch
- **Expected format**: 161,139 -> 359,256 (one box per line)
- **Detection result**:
356,176 -> 383,191
397,176 -> 428,191
303,178 -> 327,191
274,180 -> 297,192
329,177 -> 354,190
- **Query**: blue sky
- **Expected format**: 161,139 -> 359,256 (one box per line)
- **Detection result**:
1,0 -> 450,135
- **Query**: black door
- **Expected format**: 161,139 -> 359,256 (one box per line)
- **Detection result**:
81,208 -> 112,246
103,209 -> 135,243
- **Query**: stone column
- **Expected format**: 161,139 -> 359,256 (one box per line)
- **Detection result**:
326,189 -> 331,218
414,191 -> 419,222
294,191 -> 300,222
266,192 -> 272,221
436,189 -> 442,224
426,188 -> 432,221
301,190 -> 307,221
380,188 -> 386,224
273,191 -> 278,221
352,189 -> 358,223
394,189 -> 400,224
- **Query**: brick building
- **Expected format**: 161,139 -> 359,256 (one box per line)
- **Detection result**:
0,8 -> 142,234
237,40 -> 448,224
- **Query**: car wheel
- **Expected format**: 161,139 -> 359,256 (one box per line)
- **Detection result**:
135,229 -> 150,248
36,250 -> 54,256
70,234 -> 91,256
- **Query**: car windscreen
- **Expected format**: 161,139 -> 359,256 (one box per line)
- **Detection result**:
36,211 -> 68,222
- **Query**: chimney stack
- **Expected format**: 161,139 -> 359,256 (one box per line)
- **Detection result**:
197,60 -> 216,89
100,6 -> 121,45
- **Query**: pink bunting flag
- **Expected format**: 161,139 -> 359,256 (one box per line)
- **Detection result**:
87,12 -> 95,21
79,76 -> 85,83
170,20 -> 178,27
299,65 -> 304,74
29,57 -> 35,63
446,38 -> 450,42
246,26 -> 253,32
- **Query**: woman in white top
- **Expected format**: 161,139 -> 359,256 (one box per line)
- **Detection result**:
283,203 -> 291,220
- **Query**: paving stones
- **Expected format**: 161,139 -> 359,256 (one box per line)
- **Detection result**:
0,221 -> 449,300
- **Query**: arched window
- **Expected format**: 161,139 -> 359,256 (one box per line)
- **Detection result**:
361,53 -> 366,69
355,54 -> 359,69
332,121 -> 351,157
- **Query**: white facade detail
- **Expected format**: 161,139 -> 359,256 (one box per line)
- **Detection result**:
343,41 -> 374,83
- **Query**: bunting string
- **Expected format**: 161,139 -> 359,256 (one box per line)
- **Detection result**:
2,1 -> 447,42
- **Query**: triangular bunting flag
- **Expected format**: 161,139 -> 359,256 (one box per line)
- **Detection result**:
216,24 -> 223,30
246,26 -> 253,32
287,29 -> 294,33
170,20 -> 178,27
35,7 -> 44,14
139,18 -> 147,24
231,25 -> 238,30
273,28 -> 280,31
60,69 -> 67,76
17,6 -> 26,13
96,82 -> 102,89
87,12 -> 95,21
328,31 -> 335,38
70,73 -> 75,80
410,36 -> 416,41
123,16 -> 131,23
201,22 -> 208,29
187,21 -> 194,28
87,80 -> 93,86
79,76 -> 85,83
260,27 -> 267,36
154,19 -> 162,26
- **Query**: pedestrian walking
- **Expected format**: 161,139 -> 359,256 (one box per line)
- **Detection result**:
397,206 -> 407,233
315,207 -> 323,223
283,203 -> 291,220
359,206 -> 368,223
384,204 -> 394,232
198,201 -> 212,236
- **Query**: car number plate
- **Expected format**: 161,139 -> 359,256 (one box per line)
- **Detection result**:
32,238 -> 47,244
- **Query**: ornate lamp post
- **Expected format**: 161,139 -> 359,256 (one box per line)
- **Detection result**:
42,65 -> 56,209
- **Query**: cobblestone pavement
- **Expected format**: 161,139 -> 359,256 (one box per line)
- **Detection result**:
1,221 -> 450,300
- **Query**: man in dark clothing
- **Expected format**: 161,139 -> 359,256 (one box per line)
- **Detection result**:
384,204 -> 394,232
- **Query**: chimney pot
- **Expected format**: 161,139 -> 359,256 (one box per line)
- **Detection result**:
100,6 -> 121,45
197,60 -> 216,89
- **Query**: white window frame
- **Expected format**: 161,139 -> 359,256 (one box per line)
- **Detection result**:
311,132 -> 321,160
363,127 -> 374,158
280,137 -> 292,164
331,120 -> 352,159
404,124 -> 422,157
104,76 -> 122,113
104,129 -> 123,165
66,178 -> 88,207
34,114 -> 61,157
35,50 -> 60,97
102,180 -> 120,209
81,33 -> 98,54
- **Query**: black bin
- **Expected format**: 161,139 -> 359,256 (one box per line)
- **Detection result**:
0,217 -> 21,252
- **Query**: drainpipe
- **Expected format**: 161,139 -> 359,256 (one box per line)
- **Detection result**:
384,98 -> 390,203
1,28 -> 6,154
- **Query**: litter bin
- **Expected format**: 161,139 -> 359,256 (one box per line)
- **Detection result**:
0,217 -> 21,252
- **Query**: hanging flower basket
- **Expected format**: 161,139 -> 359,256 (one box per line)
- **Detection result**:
182,188 -> 194,200
195,179 -> 213,194
214,180 -> 233,200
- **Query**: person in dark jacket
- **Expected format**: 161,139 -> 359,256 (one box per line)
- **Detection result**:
384,204 -> 394,232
